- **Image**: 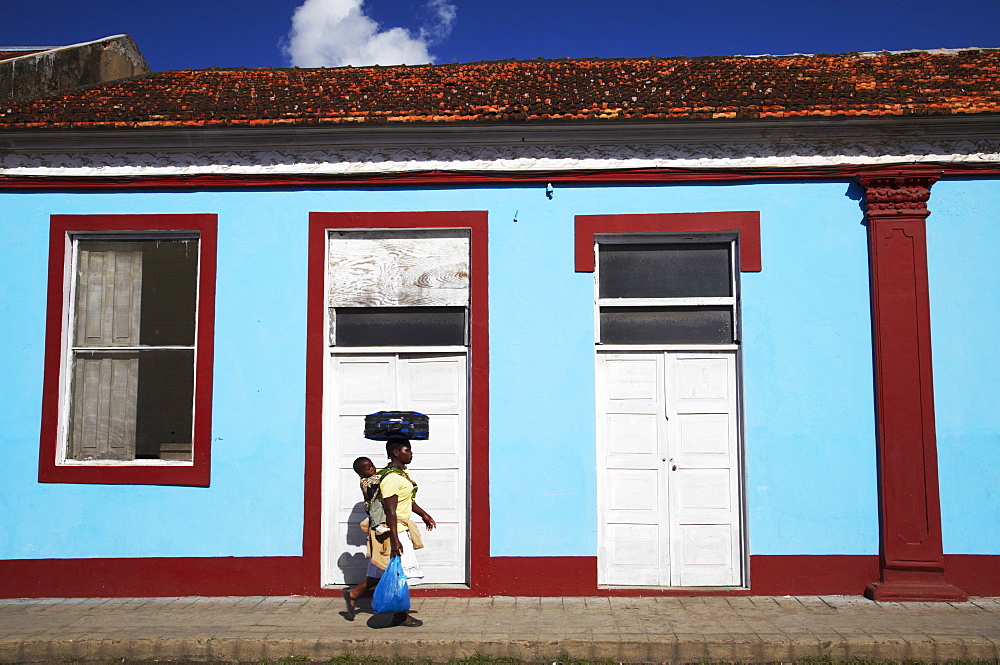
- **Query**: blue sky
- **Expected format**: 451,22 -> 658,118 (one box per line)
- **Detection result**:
3,0 -> 999,71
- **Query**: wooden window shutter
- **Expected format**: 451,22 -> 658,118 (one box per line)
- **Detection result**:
68,246 -> 142,460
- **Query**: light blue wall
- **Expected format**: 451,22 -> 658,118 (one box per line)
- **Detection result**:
0,192 -> 310,558
487,181 -> 879,556
927,179 -> 1000,555
0,182 -> 882,560
740,183 -> 878,555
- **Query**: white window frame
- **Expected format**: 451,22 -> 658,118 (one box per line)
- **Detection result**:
57,231 -> 201,467
594,232 -> 741,349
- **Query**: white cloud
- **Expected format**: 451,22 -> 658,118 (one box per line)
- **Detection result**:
419,0 -> 457,44
284,0 -> 456,67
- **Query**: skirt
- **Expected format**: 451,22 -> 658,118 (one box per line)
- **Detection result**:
367,529 -> 425,585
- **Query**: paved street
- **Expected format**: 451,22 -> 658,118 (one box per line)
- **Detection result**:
1,595 -> 998,663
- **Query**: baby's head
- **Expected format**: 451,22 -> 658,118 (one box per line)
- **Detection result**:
353,456 -> 377,478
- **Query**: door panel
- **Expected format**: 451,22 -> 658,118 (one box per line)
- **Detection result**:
606,468 -> 660,523
672,355 -> 733,411
677,414 -> 731,456
607,356 -> 659,401
400,356 -> 464,409
675,468 -> 732,512
598,350 -> 743,587
409,467 -> 466,581
398,355 -> 467,582
674,524 -> 736,586
607,413 -> 659,458
597,354 -> 667,585
323,352 -> 468,586
337,358 -> 395,409
413,468 -> 462,519
417,521 -> 464,577
604,523 -> 661,586
667,353 -> 741,587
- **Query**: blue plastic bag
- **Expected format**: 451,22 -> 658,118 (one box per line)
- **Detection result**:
372,556 -> 410,614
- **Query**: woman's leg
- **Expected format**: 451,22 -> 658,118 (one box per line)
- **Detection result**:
348,576 -> 378,599
343,576 -> 378,620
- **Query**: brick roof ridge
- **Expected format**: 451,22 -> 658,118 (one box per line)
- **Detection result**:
4,47 -> 999,129
735,46 -> 998,58
155,47 -> 1000,75
171,55 -> 672,74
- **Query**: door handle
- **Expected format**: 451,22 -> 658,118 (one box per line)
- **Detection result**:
672,465 -> 677,471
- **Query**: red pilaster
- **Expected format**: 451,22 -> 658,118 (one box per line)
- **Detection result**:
860,173 -> 966,602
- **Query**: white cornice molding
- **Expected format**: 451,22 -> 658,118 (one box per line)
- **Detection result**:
2,116 -> 998,176
0,140 -> 997,176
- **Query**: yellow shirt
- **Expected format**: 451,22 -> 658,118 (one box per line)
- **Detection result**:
379,468 -> 415,532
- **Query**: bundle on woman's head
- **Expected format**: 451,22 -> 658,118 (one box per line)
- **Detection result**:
363,411 -> 429,441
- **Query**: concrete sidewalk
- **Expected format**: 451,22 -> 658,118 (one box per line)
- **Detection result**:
1,595 -> 998,663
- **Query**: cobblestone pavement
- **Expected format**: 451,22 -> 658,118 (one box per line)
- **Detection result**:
1,595 -> 998,663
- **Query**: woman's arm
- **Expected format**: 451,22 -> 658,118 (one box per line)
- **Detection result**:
412,501 -> 436,531
382,494 -> 403,556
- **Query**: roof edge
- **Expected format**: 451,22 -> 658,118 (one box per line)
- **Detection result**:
3,114 -> 996,152
737,46 -> 997,59
171,46 -> 1000,74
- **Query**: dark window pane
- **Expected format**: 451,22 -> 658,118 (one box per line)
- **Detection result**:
335,307 -> 466,346
139,240 -> 198,346
76,239 -> 198,347
599,243 -> 732,298
68,349 -> 193,461
134,349 -> 194,460
600,306 -> 734,344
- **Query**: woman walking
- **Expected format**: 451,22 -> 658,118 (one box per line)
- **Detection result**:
343,438 -> 435,627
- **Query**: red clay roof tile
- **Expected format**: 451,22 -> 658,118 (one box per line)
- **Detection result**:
1,49 -> 998,128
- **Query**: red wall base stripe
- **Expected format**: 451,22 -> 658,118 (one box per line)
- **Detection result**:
0,555 -> 995,598
490,555 -> 883,597
944,555 -> 1000,597
747,555 -> 880,596
0,557 -> 303,598
490,557 -> 599,597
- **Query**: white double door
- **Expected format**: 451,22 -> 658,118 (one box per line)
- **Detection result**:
597,351 -> 744,587
321,352 -> 468,586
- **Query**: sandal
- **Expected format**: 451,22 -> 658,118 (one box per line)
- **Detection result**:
341,588 -> 356,621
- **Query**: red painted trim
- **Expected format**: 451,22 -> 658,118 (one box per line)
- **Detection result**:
0,557 -> 302,598
3,554 -> 996,598
299,585 -> 478,598
860,174 -> 966,602
38,214 -> 217,486
491,557 -> 599,596
943,555 -> 1000,597
574,211 -> 761,272
748,555 -> 880,596
1,163 -> 998,191
304,211 -> 491,595
489,556 -> 882,597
